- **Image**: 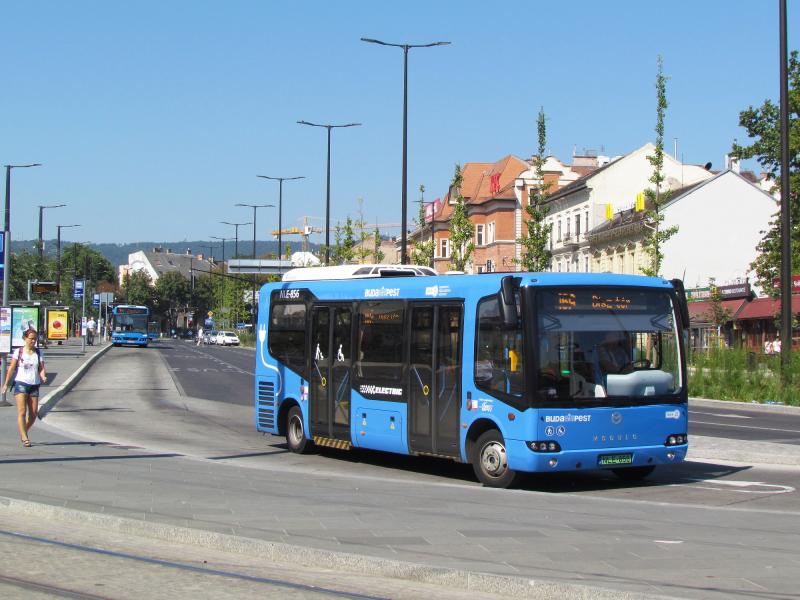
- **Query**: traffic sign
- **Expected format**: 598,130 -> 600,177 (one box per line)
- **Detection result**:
92,293 -> 100,307
73,279 -> 85,300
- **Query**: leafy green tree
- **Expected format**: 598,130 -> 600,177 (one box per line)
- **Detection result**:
155,271 -> 190,328
518,107 -> 553,272
9,251 -> 54,300
124,270 -> 156,307
448,164 -> 475,272
332,216 -> 356,265
411,184 -> 434,267
372,226 -> 385,263
731,50 -> 800,295
354,200 -> 372,264
641,56 -> 678,278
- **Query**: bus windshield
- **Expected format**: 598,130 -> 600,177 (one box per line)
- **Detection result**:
114,314 -> 148,333
535,287 -> 683,404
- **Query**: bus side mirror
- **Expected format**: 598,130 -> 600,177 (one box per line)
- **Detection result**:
499,276 -> 521,329
670,278 -> 691,331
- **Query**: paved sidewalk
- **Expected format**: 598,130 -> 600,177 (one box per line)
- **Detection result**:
0,336 -> 110,415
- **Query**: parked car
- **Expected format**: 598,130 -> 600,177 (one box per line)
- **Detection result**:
204,330 -> 218,345
215,331 -> 240,346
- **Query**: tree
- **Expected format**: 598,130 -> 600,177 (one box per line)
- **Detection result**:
518,107 -> 553,272
372,226 -> 385,263
411,184 -> 434,267
9,251 -> 54,301
353,199 -> 372,264
124,270 -> 156,307
640,55 -> 678,278
731,50 -> 800,295
332,216 -> 357,265
448,164 -> 475,272
155,271 -> 190,328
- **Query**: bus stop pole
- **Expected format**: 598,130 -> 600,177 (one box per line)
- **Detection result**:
81,283 -> 86,353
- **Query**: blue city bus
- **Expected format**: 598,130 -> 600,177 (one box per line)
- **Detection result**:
255,267 -> 690,487
111,305 -> 150,347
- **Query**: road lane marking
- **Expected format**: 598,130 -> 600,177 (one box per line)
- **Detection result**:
681,479 -> 794,494
691,411 -> 752,419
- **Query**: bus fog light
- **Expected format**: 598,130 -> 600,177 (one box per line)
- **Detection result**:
667,452 -> 676,460
548,458 -> 558,467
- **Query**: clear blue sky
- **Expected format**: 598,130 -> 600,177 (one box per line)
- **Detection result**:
2,0 -> 797,245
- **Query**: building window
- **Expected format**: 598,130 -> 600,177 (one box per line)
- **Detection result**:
585,255 -> 589,272
557,220 -> 562,241
439,238 -> 450,259
566,216 -> 571,239
487,222 -> 495,244
477,265 -> 485,274
585,210 -> 589,233
486,259 -> 494,273
575,213 -> 581,237
476,224 -> 484,246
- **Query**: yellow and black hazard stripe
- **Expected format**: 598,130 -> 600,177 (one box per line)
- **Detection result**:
313,436 -> 352,450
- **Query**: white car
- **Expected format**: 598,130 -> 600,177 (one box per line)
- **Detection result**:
204,330 -> 218,345
215,331 -> 240,346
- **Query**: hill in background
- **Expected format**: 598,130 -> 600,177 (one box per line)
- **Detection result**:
11,239 -> 316,268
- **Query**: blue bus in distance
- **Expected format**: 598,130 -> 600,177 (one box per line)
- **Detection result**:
255,267 -> 690,487
111,305 -> 150,347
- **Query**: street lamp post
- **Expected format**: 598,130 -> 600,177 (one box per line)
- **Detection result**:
2,163 -> 42,406
56,224 -> 81,294
236,203 -> 274,330
256,175 -> 305,264
361,37 -> 450,264
210,236 -> 231,329
38,204 -> 66,259
297,121 -> 361,265
220,221 -> 251,259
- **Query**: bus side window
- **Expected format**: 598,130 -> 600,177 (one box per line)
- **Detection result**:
475,296 -> 525,397
268,302 -> 307,376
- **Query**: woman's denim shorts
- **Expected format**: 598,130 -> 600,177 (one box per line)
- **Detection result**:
14,382 -> 40,397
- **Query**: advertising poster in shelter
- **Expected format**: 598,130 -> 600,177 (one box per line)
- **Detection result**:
0,307 -> 11,354
11,306 -> 40,348
47,309 -> 69,341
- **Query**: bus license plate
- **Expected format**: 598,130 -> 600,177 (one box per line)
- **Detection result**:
598,453 -> 633,466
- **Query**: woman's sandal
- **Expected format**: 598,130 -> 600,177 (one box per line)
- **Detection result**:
22,439 -> 31,448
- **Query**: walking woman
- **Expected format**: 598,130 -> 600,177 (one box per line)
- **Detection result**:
2,328 -> 47,447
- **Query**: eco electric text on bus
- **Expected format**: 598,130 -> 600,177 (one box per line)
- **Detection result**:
254,268 -> 689,487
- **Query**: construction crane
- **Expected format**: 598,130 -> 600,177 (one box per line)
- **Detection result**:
271,216 -> 323,253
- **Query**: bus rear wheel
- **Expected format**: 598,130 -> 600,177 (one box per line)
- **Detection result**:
286,406 -> 312,454
472,430 -> 520,488
612,466 -> 655,481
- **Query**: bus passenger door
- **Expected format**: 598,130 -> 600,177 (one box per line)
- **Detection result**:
408,303 -> 462,457
309,304 -> 352,441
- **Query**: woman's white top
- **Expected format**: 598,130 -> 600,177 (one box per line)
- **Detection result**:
15,348 -> 43,385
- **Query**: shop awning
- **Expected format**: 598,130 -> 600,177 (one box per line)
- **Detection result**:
737,296 -> 800,320
687,299 -> 749,326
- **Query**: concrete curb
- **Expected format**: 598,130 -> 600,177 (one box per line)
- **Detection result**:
690,396 -> 800,415
0,495 -> 675,600
38,344 -> 113,418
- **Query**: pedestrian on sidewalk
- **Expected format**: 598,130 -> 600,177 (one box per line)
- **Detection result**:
86,316 -> 97,346
2,328 -> 47,447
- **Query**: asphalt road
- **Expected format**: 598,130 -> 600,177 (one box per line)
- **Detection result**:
19,343 -> 800,599
160,339 -> 800,446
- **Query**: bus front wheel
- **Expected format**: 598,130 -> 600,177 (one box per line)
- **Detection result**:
472,430 -> 520,488
286,406 -> 312,454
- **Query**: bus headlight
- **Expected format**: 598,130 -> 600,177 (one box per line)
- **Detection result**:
527,441 -> 561,453
665,433 -> 687,446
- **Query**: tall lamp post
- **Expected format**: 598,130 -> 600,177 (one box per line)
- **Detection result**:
56,224 -> 81,294
220,221 -> 251,259
210,236 -> 231,329
778,0 -> 792,379
38,204 -> 66,259
2,163 -> 42,406
256,175 -> 305,264
236,203 -> 273,330
297,121 -> 361,265
361,37 -> 450,264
